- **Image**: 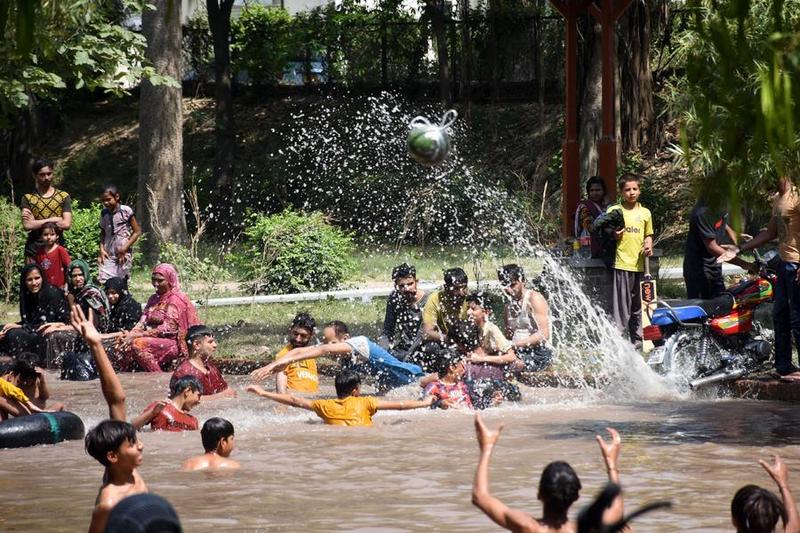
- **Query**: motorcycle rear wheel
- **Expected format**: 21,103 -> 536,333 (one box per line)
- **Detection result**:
663,333 -> 725,392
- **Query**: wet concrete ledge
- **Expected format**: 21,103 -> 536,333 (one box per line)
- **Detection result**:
732,377 -> 800,402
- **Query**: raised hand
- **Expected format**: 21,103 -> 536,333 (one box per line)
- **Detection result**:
596,427 -> 622,470
474,413 -> 504,453
759,454 -> 790,489
70,305 -> 101,345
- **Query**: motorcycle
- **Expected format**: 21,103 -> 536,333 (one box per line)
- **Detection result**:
643,250 -> 778,390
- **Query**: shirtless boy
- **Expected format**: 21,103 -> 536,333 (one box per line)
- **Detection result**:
70,305 -> 147,533
472,414 -> 625,532
182,417 -> 241,471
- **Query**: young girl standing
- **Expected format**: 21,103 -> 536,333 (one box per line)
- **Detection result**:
35,222 -> 71,290
98,185 -> 142,283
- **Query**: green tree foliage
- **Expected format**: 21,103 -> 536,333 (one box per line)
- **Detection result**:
66,202 -> 102,278
231,5 -> 295,85
670,0 -> 800,223
238,209 -> 354,294
0,196 -> 24,302
0,0 -> 178,125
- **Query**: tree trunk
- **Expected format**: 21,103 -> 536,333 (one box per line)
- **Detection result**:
459,0 -> 471,115
207,0 -> 236,219
138,0 -> 187,260
426,0 -> 451,107
488,0 -> 500,103
617,1 -> 655,153
578,15 -> 602,182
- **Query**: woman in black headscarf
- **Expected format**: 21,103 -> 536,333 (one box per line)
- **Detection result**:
104,276 -> 142,332
0,264 -> 70,363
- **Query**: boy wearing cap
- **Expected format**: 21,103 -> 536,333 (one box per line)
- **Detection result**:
170,325 -> 235,400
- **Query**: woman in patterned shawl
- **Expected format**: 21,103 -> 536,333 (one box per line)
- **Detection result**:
118,263 -> 199,372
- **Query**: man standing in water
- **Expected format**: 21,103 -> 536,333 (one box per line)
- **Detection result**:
21,158 -> 73,262
379,263 -> 429,361
735,175 -> 800,381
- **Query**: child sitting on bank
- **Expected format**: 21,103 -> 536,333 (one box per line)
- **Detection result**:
34,221 -> 71,291
69,305 -> 148,533
247,369 -> 435,427
132,376 -> 202,432
252,320 -> 424,392
182,417 -> 241,471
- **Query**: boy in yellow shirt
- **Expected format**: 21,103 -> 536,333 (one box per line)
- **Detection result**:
246,369 -> 435,427
606,174 -> 654,348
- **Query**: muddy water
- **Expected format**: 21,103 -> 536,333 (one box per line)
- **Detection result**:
2,372 -> 799,532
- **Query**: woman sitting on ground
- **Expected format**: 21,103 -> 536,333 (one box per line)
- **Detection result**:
0,264 -> 70,366
118,264 -> 199,372
67,259 -> 111,332
104,277 -> 142,333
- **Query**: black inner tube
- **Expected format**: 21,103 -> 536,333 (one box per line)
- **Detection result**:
0,411 -> 85,449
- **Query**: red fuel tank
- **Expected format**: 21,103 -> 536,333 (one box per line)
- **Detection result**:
710,309 -> 754,336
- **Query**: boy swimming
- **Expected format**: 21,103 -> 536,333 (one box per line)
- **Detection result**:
182,417 -> 241,471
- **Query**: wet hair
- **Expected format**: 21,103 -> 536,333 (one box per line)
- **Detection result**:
186,324 -> 213,345
538,461 -> 582,516
466,291 -> 494,311
617,172 -> 641,191
105,493 -> 182,533
432,347 -> 463,377
6,359 -> 38,381
201,417 -> 235,453
450,320 -> 480,352
169,376 -> 204,399
498,264 -> 525,285
40,221 -> 58,235
392,263 -> 416,281
334,369 -> 361,398
102,184 -> 120,196
325,320 -> 349,338
731,485 -> 785,533
586,176 -> 606,195
443,268 -> 468,288
85,420 -> 138,467
31,158 -> 54,175
291,312 -> 316,333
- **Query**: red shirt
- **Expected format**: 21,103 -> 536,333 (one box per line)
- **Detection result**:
145,402 -> 198,431
35,245 -> 71,288
424,380 -> 473,409
170,359 -> 228,396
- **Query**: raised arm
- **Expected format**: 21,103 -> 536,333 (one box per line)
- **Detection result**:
70,305 -> 126,421
376,396 -> 435,410
246,384 -> 314,410
472,414 -> 541,532
596,427 -> 625,526
759,455 -> 800,533
250,343 -> 350,382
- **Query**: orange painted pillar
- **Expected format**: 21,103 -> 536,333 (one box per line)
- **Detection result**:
551,0 -> 591,238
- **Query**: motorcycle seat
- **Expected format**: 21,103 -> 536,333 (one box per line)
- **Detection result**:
651,293 -> 735,326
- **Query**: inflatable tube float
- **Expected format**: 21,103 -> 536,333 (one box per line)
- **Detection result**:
0,411 -> 85,449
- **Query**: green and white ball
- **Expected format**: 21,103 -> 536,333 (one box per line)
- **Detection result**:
407,123 -> 451,166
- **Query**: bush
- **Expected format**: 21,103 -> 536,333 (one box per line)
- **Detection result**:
231,6 -> 294,85
0,197 -> 25,302
65,202 -> 102,279
238,209 -> 354,294
158,242 -> 231,304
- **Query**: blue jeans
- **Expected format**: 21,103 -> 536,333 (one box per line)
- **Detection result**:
772,260 -> 800,374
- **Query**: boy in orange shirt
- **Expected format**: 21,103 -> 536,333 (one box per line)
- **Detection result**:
247,369 -> 435,427
273,312 -> 319,393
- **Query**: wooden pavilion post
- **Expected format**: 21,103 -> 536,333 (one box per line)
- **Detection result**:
550,0 -> 591,237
